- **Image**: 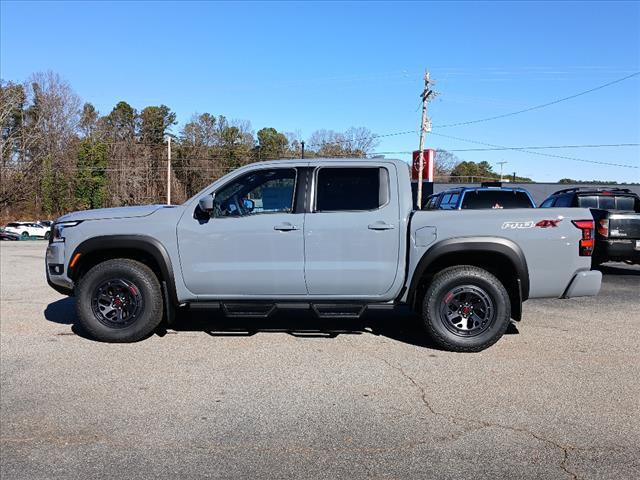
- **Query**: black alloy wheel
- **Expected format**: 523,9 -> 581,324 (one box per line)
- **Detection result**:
91,278 -> 144,329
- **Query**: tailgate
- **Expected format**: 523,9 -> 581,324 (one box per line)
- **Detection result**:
608,213 -> 640,238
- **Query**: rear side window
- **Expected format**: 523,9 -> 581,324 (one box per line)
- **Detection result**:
461,191 -> 534,209
598,196 -> 615,209
577,196 -> 598,208
615,196 -> 636,211
540,198 -> 555,208
579,194 -> 638,211
553,194 -> 574,207
315,167 -> 388,211
439,192 -> 460,209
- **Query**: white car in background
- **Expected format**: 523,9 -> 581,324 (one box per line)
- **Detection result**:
3,222 -> 51,239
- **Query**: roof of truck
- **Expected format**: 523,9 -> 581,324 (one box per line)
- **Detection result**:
244,157 -> 407,167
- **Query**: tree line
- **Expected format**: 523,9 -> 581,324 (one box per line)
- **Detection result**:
1,72 -> 382,219
2,71 -> 544,220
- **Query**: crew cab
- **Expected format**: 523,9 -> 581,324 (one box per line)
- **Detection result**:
424,183 -> 536,210
46,159 -> 602,352
540,187 -> 640,265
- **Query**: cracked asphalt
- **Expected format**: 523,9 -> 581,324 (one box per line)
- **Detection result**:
1,241 -> 639,479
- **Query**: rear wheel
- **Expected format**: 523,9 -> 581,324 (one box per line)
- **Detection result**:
21,231 -> 29,238
44,231 -> 50,240
421,266 -> 511,352
75,259 -> 163,342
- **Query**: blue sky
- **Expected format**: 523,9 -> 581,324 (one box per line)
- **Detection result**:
1,0 -> 639,182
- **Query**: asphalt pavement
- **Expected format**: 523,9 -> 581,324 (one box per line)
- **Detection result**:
1,241 -> 639,479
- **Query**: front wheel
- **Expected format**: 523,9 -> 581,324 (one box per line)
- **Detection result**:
44,231 -> 50,240
21,231 -> 29,238
75,259 -> 164,342
421,266 -> 511,352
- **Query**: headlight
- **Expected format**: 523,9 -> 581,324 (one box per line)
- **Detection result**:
51,221 -> 82,242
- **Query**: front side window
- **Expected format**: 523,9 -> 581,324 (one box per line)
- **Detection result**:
424,195 -> 439,210
213,169 -> 296,218
315,167 -> 388,212
540,198 -> 555,208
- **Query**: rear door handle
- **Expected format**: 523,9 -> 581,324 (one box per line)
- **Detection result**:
368,221 -> 395,230
274,222 -> 299,231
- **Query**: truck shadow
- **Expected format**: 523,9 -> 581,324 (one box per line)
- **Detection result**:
44,297 -> 519,349
594,263 -> 640,276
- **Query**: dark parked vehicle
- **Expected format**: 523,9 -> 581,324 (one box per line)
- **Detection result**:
540,187 -> 640,265
425,183 -> 536,210
0,230 -> 20,241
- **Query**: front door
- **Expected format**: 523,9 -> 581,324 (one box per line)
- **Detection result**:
177,167 -> 306,296
304,165 -> 401,297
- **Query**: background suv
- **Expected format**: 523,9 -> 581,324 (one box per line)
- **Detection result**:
425,183 -> 536,210
3,222 -> 51,239
540,187 -> 640,265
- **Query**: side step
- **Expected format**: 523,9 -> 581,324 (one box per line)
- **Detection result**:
187,301 -> 395,319
311,303 -> 366,319
222,302 -> 276,318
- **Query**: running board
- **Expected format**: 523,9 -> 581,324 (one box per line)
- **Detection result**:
187,301 -> 396,319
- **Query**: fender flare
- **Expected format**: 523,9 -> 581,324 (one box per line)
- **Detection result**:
68,235 -> 179,306
407,236 -> 529,309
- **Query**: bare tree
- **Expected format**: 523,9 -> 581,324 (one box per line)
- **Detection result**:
434,149 -> 460,182
308,127 -> 378,157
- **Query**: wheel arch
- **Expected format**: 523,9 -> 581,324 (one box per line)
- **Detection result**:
67,235 -> 179,306
407,237 -> 529,321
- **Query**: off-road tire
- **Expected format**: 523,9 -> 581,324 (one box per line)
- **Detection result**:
422,265 -> 511,352
75,259 -> 164,342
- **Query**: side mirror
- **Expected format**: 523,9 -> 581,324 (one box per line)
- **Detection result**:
198,193 -> 215,213
243,199 -> 255,212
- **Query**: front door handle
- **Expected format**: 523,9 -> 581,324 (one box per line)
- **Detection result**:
368,221 -> 395,230
274,222 -> 299,231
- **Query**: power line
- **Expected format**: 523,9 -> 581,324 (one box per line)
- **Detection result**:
434,71 -> 640,128
372,143 -> 640,153
428,131 -> 639,169
306,71 -> 640,149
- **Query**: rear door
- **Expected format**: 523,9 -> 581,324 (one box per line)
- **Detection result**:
304,164 -> 401,297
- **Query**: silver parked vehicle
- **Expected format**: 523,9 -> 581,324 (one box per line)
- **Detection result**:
46,158 -> 601,351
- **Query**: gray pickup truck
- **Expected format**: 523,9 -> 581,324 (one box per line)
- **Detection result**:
46,158 -> 602,351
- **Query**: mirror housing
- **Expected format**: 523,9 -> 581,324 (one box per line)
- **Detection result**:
198,193 -> 215,213
243,198 -> 255,212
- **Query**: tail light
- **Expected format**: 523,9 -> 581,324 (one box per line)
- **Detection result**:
597,219 -> 609,237
572,220 -> 595,256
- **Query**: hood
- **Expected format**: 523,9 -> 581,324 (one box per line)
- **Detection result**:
56,205 -> 176,222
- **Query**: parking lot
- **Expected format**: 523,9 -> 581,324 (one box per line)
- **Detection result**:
1,241 -> 638,479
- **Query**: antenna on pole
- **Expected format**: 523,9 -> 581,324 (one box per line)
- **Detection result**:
417,70 -> 439,209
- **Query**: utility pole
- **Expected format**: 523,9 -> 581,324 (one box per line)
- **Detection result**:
167,136 -> 172,205
301,141 -> 305,159
497,161 -> 507,182
417,70 -> 438,209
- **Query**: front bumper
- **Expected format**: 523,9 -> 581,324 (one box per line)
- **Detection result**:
562,270 -> 602,298
46,242 -> 74,296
